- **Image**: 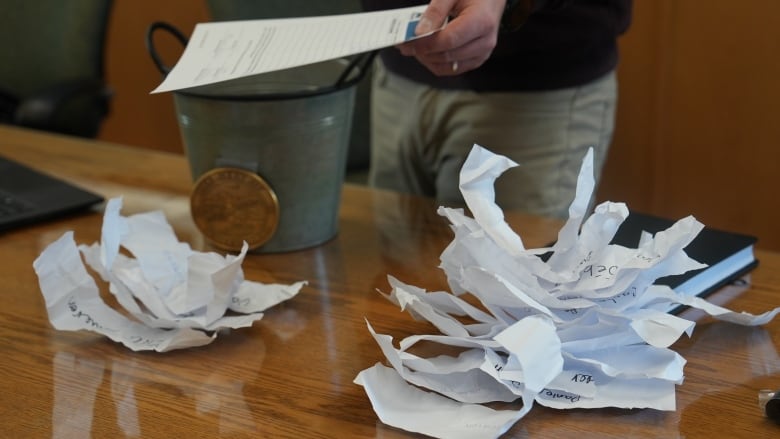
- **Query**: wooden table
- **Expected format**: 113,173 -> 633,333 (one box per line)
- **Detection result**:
1,125 -> 778,438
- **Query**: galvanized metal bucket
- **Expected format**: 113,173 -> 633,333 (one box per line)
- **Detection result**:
147,22 -> 373,252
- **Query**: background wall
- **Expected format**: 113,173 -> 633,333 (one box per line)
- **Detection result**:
596,0 -> 780,250
99,1 -> 780,251
99,0 -> 208,153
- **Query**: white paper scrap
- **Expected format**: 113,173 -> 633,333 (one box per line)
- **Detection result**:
33,197 -> 304,352
357,144 -> 779,438
355,363 -> 527,439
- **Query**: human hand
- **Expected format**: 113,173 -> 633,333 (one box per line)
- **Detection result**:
398,0 -> 506,76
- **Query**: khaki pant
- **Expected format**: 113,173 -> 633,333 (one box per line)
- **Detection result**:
368,62 -> 617,218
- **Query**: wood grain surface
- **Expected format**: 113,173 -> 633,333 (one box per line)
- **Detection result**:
1,125 -> 778,438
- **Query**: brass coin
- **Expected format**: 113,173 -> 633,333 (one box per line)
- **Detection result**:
190,167 -> 279,252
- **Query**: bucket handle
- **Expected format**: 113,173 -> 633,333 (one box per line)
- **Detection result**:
146,20 -> 376,87
145,21 -> 189,76
335,50 -> 378,87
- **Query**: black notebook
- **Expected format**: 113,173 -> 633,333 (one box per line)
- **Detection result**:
611,211 -> 758,308
0,155 -> 104,232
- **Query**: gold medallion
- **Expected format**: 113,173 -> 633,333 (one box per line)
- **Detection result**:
190,167 -> 279,251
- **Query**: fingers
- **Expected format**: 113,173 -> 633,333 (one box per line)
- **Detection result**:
415,36 -> 495,77
397,0 -> 505,76
412,30 -> 493,64
416,0 -> 458,35
421,54 -> 488,77
397,39 -> 491,76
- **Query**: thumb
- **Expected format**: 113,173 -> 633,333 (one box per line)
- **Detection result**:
416,0 -> 456,35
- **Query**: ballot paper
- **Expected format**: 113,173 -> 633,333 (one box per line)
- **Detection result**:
152,5 -> 436,93
33,197 -> 305,352
355,145 -> 780,439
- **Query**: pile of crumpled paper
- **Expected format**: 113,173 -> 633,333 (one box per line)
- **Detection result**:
355,145 -> 779,439
34,197 -> 304,352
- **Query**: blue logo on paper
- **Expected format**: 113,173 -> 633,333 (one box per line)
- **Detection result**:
405,12 -> 423,40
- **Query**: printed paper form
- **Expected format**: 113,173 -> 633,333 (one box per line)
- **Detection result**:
152,6 -> 433,93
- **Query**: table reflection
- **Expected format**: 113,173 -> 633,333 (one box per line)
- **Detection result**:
51,330 -> 268,437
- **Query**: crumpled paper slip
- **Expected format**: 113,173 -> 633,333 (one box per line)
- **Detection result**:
355,145 -> 780,439
33,197 -> 305,352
